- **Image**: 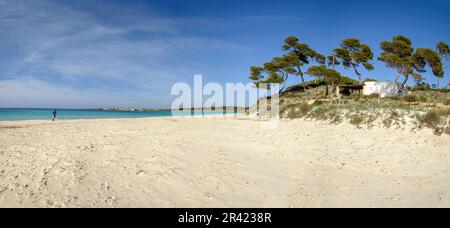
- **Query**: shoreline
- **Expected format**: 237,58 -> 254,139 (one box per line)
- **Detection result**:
0,112 -> 245,123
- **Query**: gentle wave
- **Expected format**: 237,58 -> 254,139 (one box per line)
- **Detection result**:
0,109 -> 238,121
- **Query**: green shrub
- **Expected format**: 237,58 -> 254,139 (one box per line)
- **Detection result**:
415,109 -> 450,135
364,111 -> 380,128
306,104 -> 343,124
431,88 -> 450,93
280,103 -> 296,116
368,93 -> 380,99
312,100 -> 325,106
298,102 -> 312,114
404,95 -> 417,103
329,111 -> 344,124
338,76 -> 359,85
286,103 -> 311,119
349,93 -> 362,102
364,78 -> 377,82
445,99 -> 450,106
307,106 -> 327,120
388,96 -> 402,101
383,109 -> 401,128
433,127 -> 445,136
418,95 -> 428,103
422,110 -> 442,128
324,106 -> 343,124
413,84 -> 431,91
350,93 -> 361,98
349,113 -> 365,127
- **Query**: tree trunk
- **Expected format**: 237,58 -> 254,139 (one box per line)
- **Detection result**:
399,74 -> 409,95
279,74 -> 288,93
332,55 -> 337,69
352,64 -> 362,84
437,77 -> 440,88
280,82 -> 287,94
300,74 -> 305,84
325,84 -> 329,98
300,75 -> 308,92
395,73 -> 401,82
298,68 -> 307,93
331,82 -> 336,99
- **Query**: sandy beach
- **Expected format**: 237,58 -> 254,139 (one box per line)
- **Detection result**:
0,116 -> 449,208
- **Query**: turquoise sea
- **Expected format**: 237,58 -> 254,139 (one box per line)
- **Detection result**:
0,109 -> 236,121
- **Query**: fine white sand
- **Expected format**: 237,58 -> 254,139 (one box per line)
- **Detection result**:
0,116 -> 449,208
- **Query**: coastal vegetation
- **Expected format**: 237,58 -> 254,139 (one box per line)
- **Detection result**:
250,36 -> 450,135
278,89 -> 450,135
250,36 -> 326,92
331,38 -> 374,83
250,35 -> 449,94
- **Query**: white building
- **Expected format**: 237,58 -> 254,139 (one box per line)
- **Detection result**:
363,81 -> 408,98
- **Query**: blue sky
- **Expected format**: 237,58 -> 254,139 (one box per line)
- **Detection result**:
0,0 -> 449,108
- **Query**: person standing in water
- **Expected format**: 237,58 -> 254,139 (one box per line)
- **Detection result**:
52,110 -> 57,121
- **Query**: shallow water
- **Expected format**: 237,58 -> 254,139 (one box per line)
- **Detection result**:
0,108 -> 235,121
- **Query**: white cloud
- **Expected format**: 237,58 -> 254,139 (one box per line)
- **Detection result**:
0,78 -> 176,109
0,0 -> 247,108
0,78 -> 120,108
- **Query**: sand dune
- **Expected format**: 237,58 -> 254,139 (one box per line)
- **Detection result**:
0,116 -> 449,208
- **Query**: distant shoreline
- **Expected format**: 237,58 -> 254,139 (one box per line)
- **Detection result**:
0,108 -> 244,122
96,107 -> 247,112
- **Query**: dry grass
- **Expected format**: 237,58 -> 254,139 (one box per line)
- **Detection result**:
275,85 -> 450,135
411,89 -> 450,104
414,108 -> 450,135
285,102 -> 312,119
279,96 -> 449,135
